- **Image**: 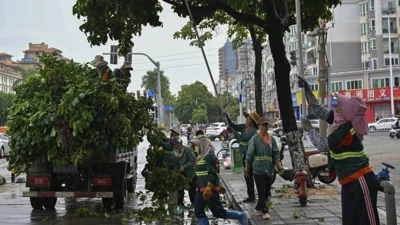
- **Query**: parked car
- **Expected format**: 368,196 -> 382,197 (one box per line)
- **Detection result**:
0,133 -> 11,158
179,124 -> 190,135
368,118 -> 397,132
310,120 -> 320,132
206,122 -> 228,141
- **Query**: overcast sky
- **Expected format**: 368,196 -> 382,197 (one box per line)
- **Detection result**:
0,0 -> 229,95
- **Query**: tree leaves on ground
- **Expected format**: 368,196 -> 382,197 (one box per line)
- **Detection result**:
7,54 -> 154,174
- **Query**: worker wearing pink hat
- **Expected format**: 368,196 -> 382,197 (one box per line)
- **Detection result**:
298,77 -> 379,225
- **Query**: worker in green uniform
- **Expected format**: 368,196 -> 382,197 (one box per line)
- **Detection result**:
246,117 -> 284,220
90,55 -> 113,80
170,136 -> 197,215
189,136 -> 247,225
224,112 -> 260,202
113,61 -> 133,90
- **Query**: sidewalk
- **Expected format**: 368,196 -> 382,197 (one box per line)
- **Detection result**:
220,169 -> 345,225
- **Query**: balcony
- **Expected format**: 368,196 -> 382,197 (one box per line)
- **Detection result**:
384,48 -> 399,54
382,7 -> 396,15
383,28 -> 398,33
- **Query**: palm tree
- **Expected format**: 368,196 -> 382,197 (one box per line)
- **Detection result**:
141,69 -> 174,104
13,67 -> 37,89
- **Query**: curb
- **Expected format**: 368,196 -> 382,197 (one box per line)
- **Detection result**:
219,173 -> 257,225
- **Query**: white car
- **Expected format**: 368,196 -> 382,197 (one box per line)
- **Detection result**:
310,120 -> 320,132
206,122 -> 228,141
0,133 -> 11,158
369,118 -> 397,132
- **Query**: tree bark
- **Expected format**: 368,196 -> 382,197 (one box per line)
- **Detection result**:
249,27 -> 264,116
268,32 -> 313,187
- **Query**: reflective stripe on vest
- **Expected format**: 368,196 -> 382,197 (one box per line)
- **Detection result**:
254,156 -> 272,161
164,150 -> 173,154
330,149 -> 367,160
196,171 -> 208,176
240,141 -> 248,146
197,159 -> 206,165
329,128 -> 366,160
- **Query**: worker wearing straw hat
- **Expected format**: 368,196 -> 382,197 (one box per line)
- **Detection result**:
224,112 -> 260,203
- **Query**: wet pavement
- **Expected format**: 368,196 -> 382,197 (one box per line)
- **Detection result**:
0,137 -> 240,225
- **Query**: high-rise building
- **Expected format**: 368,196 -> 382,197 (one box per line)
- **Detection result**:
0,53 -> 22,93
236,40 -> 256,113
18,42 -> 70,69
218,40 -> 237,77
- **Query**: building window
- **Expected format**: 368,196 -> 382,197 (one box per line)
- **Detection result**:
362,61 -> 371,70
370,58 -> 378,69
360,3 -> 368,16
384,57 -> 399,66
370,39 -> 376,50
371,77 -> 390,88
361,23 -> 369,35
369,0 -> 374,10
346,80 -> 363,90
362,42 -> 371,54
331,81 -> 344,92
309,83 -> 319,91
394,77 -> 400,86
370,20 -> 375,30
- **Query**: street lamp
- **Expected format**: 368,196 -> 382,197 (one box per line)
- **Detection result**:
102,52 -> 164,126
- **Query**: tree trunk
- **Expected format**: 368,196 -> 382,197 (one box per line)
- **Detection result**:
268,32 -> 313,187
253,42 -> 263,116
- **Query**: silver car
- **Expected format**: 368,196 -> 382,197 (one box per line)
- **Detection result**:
0,133 -> 11,158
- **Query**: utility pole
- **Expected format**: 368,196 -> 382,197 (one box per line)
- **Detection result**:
295,0 -> 307,140
318,20 -> 328,137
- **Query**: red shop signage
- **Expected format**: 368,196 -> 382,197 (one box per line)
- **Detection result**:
337,87 -> 400,102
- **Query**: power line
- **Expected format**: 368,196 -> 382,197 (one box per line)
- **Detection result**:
131,48 -> 220,63
133,61 -> 219,72
133,54 -> 218,65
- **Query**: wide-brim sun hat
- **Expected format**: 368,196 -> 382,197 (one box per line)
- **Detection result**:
170,127 -> 181,135
90,55 -> 108,68
258,117 -> 271,126
244,112 -> 261,125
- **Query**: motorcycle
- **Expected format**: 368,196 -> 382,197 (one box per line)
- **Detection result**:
389,125 -> 400,139
272,135 -> 336,184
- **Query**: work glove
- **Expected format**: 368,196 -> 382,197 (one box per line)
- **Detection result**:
203,182 -> 214,201
219,186 -> 226,194
275,161 -> 285,176
244,163 -> 250,178
179,166 -> 185,173
301,118 -> 312,131
297,76 -> 309,88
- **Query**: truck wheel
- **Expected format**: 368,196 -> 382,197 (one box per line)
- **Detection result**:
43,197 -> 57,209
30,197 -> 43,209
127,169 -> 137,193
210,137 -> 215,141
114,162 -> 127,209
102,198 -> 113,210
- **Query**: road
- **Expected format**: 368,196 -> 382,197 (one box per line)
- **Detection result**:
0,137 -> 239,225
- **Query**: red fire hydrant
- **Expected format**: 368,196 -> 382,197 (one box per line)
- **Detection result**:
294,169 -> 308,206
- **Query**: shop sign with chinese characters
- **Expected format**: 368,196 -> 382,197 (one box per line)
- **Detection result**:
335,87 -> 400,102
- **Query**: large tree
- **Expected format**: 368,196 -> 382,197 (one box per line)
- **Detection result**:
141,68 -> 174,105
73,0 -> 340,186
174,81 -> 214,123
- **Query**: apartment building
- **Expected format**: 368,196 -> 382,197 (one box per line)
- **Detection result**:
0,53 -> 22,93
19,42 -> 70,69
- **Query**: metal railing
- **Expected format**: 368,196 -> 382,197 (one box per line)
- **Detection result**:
382,7 -> 397,15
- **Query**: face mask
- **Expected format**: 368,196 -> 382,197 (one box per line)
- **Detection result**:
194,146 -> 199,153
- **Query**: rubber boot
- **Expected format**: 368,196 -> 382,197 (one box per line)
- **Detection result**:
225,210 -> 247,225
198,217 -> 210,225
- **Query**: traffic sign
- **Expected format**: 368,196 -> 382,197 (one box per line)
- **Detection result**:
164,105 -> 174,111
148,90 -> 154,98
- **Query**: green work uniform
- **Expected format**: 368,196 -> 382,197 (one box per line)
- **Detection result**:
195,153 -> 220,190
327,122 -> 369,184
159,139 -> 175,169
172,145 -> 197,180
246,134 -> 280,177
231,124 -> 258,154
